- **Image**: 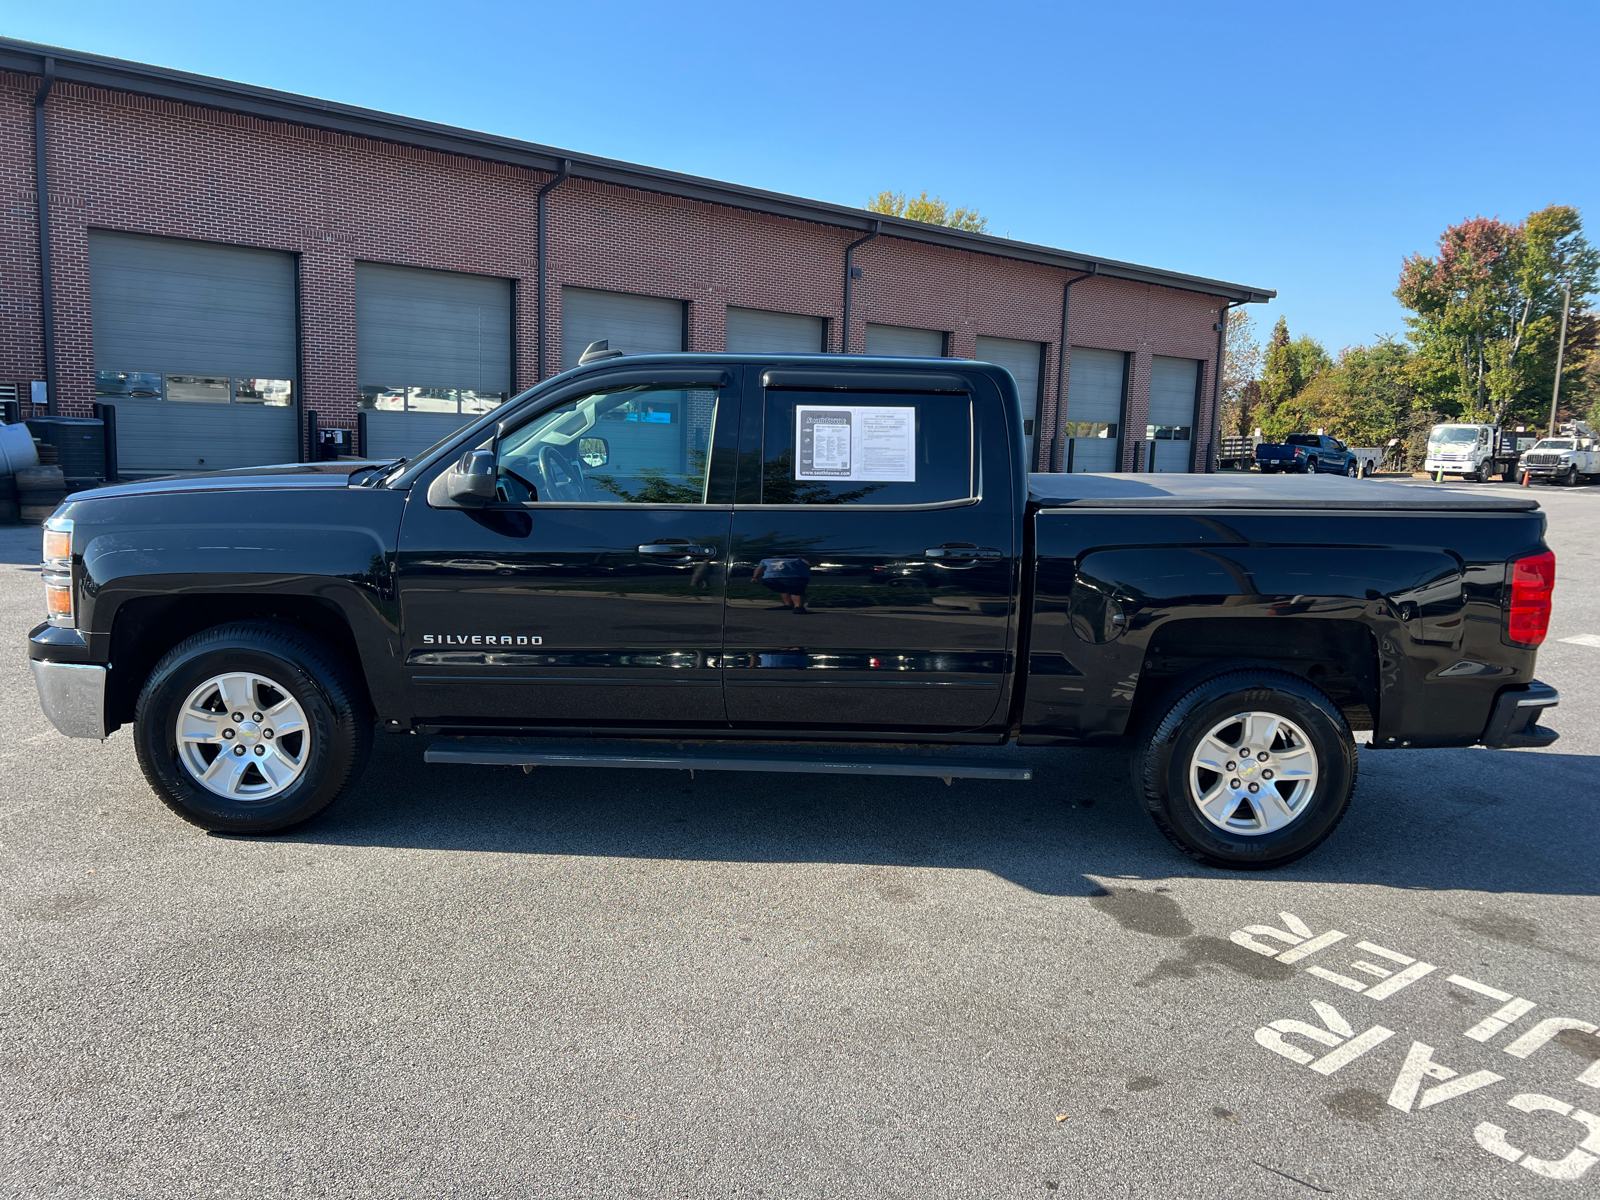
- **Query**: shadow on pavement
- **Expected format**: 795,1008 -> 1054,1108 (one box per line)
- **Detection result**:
266,733 -> 1600,899
0,526 -> 40,564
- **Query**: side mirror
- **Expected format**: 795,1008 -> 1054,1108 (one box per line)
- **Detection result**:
578,436 -> 610,468
446,448 -> 497,505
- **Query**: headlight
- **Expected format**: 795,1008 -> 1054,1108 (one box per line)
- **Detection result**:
42,516 -> 74,628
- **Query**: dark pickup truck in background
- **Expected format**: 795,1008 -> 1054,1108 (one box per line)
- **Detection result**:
1256,433 -> 1363,476
29,354 -> 1560,868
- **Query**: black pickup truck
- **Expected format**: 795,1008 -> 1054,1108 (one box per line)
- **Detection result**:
28,354 -> 1561,869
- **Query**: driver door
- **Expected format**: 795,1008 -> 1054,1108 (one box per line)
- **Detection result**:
395,367 -> 741,729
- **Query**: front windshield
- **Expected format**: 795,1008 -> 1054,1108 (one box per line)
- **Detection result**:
1533,440 -> 1574,451
1429,425 -> 1480,444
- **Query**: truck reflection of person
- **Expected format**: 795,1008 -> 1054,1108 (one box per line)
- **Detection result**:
752,555 -> 813,613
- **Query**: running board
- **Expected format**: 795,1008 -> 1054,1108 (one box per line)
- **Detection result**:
425,742 -> 1032,781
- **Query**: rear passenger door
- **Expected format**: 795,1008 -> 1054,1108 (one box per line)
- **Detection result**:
721,366 -> 1020,733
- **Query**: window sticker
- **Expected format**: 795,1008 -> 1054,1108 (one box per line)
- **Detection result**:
795,406 -> 915,482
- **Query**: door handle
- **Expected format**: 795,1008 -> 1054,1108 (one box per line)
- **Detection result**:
924,544 -> 1002,562
639,542 -> 717,558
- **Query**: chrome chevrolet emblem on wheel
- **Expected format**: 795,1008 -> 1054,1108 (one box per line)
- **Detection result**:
1190,711 -> 1320,835
176,672 -> 310,800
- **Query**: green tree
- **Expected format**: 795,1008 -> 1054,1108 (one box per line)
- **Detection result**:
867,190 -> 988,233
1219,308 -> 1264,438
1284,338 -> 1415,448
1256,317 -> 1332,438
1395,205 -> 1600,424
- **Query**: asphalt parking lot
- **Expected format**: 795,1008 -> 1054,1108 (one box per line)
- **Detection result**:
2,480 -> 1597,1199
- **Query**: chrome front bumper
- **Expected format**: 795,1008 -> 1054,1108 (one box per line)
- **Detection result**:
30,659 -> 109,740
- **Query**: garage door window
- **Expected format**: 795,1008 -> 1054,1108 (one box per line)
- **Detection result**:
358,386 -> 507,415
97,371 -> 294,407
234,379 -> 294,406
94,372 -> 162,399
1064,420 -> 1118,439
165,375 -> 229,404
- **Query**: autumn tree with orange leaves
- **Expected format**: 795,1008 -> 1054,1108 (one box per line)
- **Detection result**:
1395,205 -> 1598,424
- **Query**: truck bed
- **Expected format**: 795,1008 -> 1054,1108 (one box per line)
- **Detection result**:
1027,473 -> 1539,511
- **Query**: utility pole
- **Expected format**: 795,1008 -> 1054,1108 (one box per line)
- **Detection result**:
1546,281 -> 1573,438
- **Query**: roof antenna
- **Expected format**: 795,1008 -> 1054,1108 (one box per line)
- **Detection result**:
579,339 -> 626,365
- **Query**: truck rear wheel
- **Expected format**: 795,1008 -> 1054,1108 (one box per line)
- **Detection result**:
133,622 -> 372,834
1133,669 -> 1356,869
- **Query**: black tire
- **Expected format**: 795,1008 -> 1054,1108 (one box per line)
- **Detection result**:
1132,669 -> 1357,869
133,622 -> 372,834
1303,457 -> 1317,474
1344,461 -> 1358,478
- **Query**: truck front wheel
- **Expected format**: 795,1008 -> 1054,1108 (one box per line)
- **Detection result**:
1133,670 -> 1356,869
133,622 -> 372,834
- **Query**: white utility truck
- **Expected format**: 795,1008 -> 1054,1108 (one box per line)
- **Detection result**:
1424,423 -> 1539,482
1519,421 -> 1600,486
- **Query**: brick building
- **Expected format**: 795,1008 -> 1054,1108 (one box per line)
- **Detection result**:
0,37 -> 1272,476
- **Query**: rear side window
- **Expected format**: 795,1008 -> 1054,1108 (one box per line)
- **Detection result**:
1287,435 -> 1319,447
759,390 -> 973,505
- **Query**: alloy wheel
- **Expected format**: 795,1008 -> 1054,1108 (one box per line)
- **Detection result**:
1188,710 -> 1319,836
175,671 -> 311,801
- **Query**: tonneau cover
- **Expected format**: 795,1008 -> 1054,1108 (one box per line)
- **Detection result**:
1028,473 -> 1540,511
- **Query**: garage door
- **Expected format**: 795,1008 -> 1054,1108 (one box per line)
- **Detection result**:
726,307 -> 825,354
864,324 -> 945,357
89,231 -> 298,473
561,287 -> 684,370
976,336 -> 1044,469
1148,356 -> 1200,473
1064,347 -> 1125,473
356,263 -> 514,461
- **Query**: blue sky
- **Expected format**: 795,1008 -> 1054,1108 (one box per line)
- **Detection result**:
4,0 -> 1596,354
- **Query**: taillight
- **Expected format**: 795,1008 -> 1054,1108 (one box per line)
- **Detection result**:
1507,550 -> 1555,647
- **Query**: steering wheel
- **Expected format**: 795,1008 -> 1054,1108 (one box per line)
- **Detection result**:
537,443 -> 587,502
496,465 -> 541,504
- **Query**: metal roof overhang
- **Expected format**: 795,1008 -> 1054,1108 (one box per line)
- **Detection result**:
0,37 -> 1275,304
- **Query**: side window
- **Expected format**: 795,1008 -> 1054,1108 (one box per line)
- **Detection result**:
495,384 -> 720,504
759,390 -> 973,505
